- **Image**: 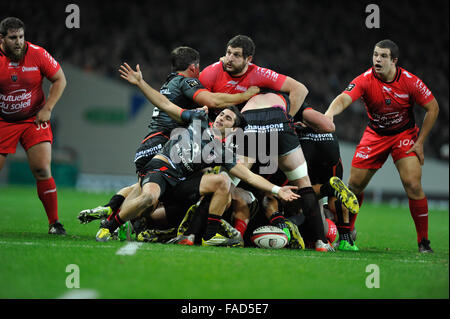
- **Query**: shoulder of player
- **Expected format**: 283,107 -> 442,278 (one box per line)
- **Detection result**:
25,42 -> 47,55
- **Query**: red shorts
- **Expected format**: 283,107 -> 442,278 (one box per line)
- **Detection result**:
0,117 -> 53,154
351,126 -> 419,170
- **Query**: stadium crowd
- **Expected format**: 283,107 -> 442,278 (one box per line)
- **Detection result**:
3,0 -> 448,160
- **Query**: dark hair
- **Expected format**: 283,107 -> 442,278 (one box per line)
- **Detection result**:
227,35 -> 255,58
0,17 -> 25,36
225,105 -> 246,128
375,39 -> 400,62
171,46 -> 200,71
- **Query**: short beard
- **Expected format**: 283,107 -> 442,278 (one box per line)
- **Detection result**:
4,44 -> 26,61
225,62 -> 246,76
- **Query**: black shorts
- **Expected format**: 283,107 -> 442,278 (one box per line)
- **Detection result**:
134,133 -> 169,175
299,131 -> 342,184
240,107 -> 300,161
140,159 -> 203,203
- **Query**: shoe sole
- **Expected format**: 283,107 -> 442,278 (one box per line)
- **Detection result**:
78,211 -> 110,224
285,221 -> 305,250
330,177 -> 359,214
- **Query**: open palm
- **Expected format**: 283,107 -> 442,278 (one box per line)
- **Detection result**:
119,62 -> 143,85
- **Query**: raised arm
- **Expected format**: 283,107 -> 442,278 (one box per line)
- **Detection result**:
119,63 -> 186,123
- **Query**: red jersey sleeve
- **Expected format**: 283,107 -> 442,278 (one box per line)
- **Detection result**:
251,65 -> 286,91
404,71 -> 434,106
199,61 -> 221,91
342,73 -> 367,102
33,44 -> 60,79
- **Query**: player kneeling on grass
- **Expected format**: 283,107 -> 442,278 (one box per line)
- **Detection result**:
95,63 -> 299,245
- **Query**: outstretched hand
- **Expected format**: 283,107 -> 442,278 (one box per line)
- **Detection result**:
119,63 -> 143,85
277,185 -> 300,202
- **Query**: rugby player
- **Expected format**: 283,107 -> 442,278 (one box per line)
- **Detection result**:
78,46 -> 258,224
0,17 -> 67,234
325,39 -> 439,253
95,63 -> 300,245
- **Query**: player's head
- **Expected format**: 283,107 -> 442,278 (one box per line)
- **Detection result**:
224,35 -> 255,76
213,106 -> 246,135
372,39 -> 399,76
0,17 -> 26,61
171,46 -> 200,77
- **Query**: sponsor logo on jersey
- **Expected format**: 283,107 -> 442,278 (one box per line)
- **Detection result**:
0,89 -> 32,114
185,78 -> 200,88
22,66 -> 39,72
345,83 -> 355,91
256,67 -> 279,82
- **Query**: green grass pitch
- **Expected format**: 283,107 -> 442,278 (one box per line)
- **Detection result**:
0,185 -> 448,299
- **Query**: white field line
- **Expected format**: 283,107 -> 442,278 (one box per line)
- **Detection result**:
0,240 -> 446,265
58,289 -> 99,299
115,242 -> 143,255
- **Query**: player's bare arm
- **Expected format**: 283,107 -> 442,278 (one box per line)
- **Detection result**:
119,63 -> 207,123
229,163 -> 300,202
194,86 -> 260,109
324,93 -> 353,121
302,108 -> 335,133
35,68 -> 67,125
405,98 -> 439,165
280,76 -> 308,117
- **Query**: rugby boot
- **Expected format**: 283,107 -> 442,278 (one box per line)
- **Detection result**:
78,206 -> 112,224
220,219 -> 244,247
48,221 -> 66,235
177,201 -> 199,236
167,234 -> 195,245
418,238 -> 434,253
96,228 -> 112,242
201,233 -> 243,247
329,177 -> 359,214
315,239 -> 335,252
137,228 -> 177,243
285,219 -> 305,249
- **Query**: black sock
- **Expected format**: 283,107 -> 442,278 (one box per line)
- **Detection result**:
298,187 -> 327,242
269,212 -> 286,227
104,214 -> 125,232
203,214 -> 222,240
319,182 -> 334,199
106,194 -> 125,213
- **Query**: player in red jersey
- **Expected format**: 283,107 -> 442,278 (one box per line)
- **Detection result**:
0,17 -> 67,234
325,39 -> 439,253
199,35 -> 308,117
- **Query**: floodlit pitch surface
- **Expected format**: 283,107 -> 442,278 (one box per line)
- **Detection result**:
0,186 -> 448,299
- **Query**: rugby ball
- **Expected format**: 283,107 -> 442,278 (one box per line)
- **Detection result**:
251,226 -> 289,249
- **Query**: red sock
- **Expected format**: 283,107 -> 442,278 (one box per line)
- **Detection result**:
37,177 -> 59,225
234,218 -> 248,237
349,192 -> 364,231
409,197 -> 429,243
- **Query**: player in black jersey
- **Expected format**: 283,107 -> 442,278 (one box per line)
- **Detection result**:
95,63 -> 300,245
78,46 -> 258,224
